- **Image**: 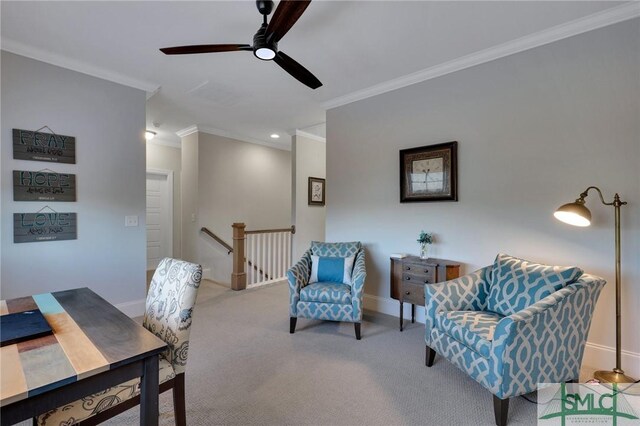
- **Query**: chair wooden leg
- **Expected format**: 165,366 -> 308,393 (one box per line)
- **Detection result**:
493,395 -> 509,426
354,323 -> 361,340
173,373 -> 186,426
425,345 -> 436,367
290,317 -> 297,334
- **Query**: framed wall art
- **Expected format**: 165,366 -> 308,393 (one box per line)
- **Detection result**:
308,177 -> 325,206
400,141 -> 458,202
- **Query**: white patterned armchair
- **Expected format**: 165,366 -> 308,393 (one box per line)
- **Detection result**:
287,241 -> 366,339
38,258 -> 202,426
424,254 -> 605,426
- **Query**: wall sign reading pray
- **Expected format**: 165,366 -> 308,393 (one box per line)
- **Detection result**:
13,128 -> 76,164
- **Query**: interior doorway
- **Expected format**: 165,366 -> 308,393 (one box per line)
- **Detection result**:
146,169 -> 173,271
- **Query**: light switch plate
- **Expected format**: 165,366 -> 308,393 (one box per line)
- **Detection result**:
125,215 -> 139,227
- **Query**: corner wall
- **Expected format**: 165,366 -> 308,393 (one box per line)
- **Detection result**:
291,133 -> 326,260
326,21 -> 640,375
1,52 -> 147,312
179,131 -> 292,284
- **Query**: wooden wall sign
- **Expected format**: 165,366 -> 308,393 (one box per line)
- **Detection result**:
13,129 -> 76,164
14,213 -> 77,243
13,171 -> 77,202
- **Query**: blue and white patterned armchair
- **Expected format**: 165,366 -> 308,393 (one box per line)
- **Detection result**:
287,241 -> 366,339
424,254 -> 605,426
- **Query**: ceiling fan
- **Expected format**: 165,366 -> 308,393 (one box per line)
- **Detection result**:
160,0 -> 322,90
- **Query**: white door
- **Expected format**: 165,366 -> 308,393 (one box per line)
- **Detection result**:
146,171 -> 173,270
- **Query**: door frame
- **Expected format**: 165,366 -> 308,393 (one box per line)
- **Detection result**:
146,168 -> 174,262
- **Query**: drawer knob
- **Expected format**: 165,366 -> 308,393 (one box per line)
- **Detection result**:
424,269 -> 429,273
424,279 -> 429,283
405,291 -> 411,295
406,276 -> 410,280
406,266 -> 411,270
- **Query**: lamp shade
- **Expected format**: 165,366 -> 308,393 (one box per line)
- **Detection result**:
554,202 -> 592,227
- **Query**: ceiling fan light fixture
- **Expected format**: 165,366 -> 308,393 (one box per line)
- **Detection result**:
255,47 -> 276,61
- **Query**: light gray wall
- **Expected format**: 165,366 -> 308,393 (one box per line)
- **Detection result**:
146,143 -> 182,259
326,21 -> 639,373
180,132 -> 199,263
1,52 -> 147,309
194,132 -> 291,284
292,134 -> 326,260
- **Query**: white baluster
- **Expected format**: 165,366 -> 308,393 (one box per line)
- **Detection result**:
269,232 -> 274,280
251,234 -> 256,284
260,233 -> 265,283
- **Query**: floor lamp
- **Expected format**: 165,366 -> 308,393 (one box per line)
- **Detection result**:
554,186 -> 636,384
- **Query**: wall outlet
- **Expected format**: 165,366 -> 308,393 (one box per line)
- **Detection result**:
125,215 -> 139,227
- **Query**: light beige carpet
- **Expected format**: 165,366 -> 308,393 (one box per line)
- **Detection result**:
103,280 -> 552,426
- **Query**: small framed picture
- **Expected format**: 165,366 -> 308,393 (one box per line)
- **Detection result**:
308,177 -> 325,206
400,141 -> 458,202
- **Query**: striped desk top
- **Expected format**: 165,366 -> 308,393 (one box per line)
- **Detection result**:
0,288 -> 166,407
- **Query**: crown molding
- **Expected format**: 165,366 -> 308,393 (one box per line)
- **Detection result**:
176,125 -> 199,138
148,137 -> 181,149
294,130 -> 326,144
176,125 -> 290,151
1,39 -> 161,96
322,2 -> 640,110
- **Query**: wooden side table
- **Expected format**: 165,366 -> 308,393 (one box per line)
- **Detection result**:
390,256 -> 461,331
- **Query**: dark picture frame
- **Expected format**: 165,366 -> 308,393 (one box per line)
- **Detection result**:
308,177 -> 325,206
400,141 -> 458,202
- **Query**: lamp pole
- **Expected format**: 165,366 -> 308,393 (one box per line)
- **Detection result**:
579,188 -> 633,383
605,193 -> 625,379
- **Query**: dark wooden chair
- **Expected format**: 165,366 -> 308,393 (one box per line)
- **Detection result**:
36,258 -> 202,426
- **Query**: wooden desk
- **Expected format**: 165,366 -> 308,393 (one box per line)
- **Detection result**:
390,256 -> 460,331
0,288 -> 167,425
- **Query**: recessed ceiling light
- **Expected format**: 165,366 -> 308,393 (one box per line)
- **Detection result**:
270,134 -> 280,139
145,131 -> 156,140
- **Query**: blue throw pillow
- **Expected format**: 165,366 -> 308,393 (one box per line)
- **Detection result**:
309,255 -> 355,285
486,253 -> 583,316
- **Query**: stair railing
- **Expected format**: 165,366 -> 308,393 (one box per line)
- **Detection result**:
231,223 -> 295,290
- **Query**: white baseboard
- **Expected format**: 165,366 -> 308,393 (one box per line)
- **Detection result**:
202,268 -> 213,280
363,293 -> 640,378
115,298 -> 146,318
583,342 -> 640,379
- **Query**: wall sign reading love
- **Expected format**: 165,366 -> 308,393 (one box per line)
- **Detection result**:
13,170 -> 77,202
13,213 -> 77,243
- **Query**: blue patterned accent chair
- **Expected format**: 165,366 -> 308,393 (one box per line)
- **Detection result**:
37,258 -> 202,426
424,254 -> 605,426
287,241 -> 366,339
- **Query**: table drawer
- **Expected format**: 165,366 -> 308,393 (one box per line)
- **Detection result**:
400,282 -> 425,305
402,263 -> 436,276
402,272 -> 434,285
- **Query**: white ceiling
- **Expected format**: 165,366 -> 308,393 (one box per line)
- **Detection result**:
1,1 -> 632,148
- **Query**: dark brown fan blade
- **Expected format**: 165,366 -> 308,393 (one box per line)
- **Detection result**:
266,0 -> 311,43
273,51 -> 322,89
160,44 -> 252,55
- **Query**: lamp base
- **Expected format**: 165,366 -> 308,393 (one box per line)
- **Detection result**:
594,369 -> 637,384
593,369 -> 640,395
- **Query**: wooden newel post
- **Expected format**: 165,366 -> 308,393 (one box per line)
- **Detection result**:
231,223 -> 247,291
